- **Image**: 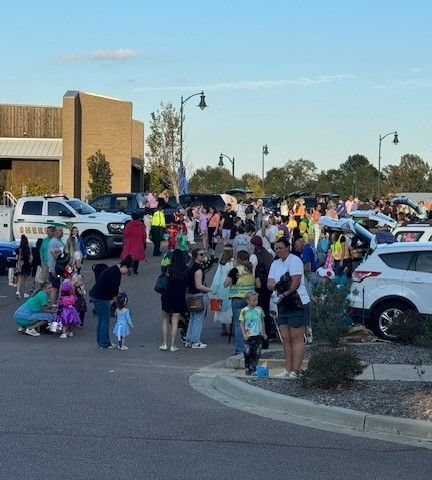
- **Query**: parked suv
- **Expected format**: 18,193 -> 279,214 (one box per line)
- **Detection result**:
349,242 -> 432,339
393,222 -> 432,242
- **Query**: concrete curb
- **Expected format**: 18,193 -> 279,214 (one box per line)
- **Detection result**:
213,375 -> 432,441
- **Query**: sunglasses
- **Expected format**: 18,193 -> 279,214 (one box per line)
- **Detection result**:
197,252 -> 206,256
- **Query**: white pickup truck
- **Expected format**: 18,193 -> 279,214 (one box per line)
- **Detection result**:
0,193 -> 130,260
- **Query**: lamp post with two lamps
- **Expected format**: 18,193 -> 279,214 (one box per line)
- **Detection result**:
218,153 -> 235,188
377,131 -> 399,199
179,91 -> 207,192
262,144 -> 269,190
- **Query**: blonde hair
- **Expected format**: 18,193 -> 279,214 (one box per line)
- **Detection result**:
245,290 -> 258,301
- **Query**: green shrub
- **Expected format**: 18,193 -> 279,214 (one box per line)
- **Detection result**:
388,310 -> 426,345
311,280 -> 351,346
300,347 -> 366,390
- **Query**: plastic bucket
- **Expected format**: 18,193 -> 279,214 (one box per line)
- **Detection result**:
256,366 -> 270,378
210,298 -> 223,312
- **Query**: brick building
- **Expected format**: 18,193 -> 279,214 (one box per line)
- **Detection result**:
0,91 -> 144,199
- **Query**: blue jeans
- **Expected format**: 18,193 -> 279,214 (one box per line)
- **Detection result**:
231,297 -> 247,354
91,298 -> 112,348
186,295 -> 208,343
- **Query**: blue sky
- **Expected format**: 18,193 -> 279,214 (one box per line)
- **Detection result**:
2,1 -> 431,179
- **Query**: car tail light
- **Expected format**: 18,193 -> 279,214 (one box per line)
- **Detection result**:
352,270 -> 381,282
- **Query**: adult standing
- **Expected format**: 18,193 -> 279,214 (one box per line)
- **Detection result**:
89,255 -> 133,349
121,212 -> 146,274
210,245 -> 235,335
253,199 -> 265,231
184,249 -> 214,349
65,226 -> 87,274
14,234 -> 32,299
47,227 -> 64,303
249,236 -> 273,348
267,237 -> 311,379
40,226 -> 55,283
159,249 -> 188,352
219,203 -> 236,245
223,250 -> 256,355
207,206 -> 220,254
157,188 -> 170,208
151,203 -> 166,256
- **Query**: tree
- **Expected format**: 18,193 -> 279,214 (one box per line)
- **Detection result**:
188,166 -> 236,193
145,102 -> 183,200
382,154 -> 432,195
337,154 -> 378,199
239,173 -> 264,198
87,150 -> 112,200
264,159 -> 318,196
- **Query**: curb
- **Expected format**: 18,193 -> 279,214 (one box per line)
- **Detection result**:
213,375 -> 432,442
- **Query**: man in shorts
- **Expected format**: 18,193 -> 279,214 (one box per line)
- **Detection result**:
219,203 -> 236,245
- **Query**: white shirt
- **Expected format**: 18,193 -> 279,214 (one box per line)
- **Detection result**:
268,254 -> 310,305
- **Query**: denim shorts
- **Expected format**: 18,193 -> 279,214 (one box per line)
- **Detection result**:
277,303 -> 310,328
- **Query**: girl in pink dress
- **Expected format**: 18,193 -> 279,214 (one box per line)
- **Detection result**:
55,280 -> 81,339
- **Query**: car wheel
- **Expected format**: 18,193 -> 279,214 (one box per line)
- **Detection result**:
84,234 -> 107,260
371,300 -> 414,340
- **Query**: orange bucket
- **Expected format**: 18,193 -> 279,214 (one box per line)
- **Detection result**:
210,298 -> 223,312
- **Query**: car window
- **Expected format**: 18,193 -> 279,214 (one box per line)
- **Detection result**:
21,201 -> 43,215
379,252 -> 414,270
413,252 -> 432,273
91,195 -> 111,210
48,201 -> 74,217
114,196 -> 130,211
395,231 -> 423,242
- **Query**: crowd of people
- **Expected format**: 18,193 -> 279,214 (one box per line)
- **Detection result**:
13,189 -> 428,378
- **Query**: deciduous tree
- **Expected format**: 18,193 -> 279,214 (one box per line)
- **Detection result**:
87,150 -> 112,200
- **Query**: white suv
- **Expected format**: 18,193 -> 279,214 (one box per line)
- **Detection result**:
393,222 -> 432,242
350,242 -> 432,339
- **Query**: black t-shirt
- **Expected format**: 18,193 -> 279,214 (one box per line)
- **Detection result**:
221,210 -> 236,230
187,262 -> 204,294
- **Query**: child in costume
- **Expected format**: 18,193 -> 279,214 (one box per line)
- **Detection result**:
55,280 -> 81,339
71,274 -> 87,328
113,292 -> 133,350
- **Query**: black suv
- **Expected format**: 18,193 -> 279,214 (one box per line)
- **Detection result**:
90,193 -> 150,219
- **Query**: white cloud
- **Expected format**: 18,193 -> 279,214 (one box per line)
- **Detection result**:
58,49 -> 142,63
135,74 -> 355,92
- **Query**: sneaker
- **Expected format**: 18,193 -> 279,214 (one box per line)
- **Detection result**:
159,344 -> 168,351
120,346 -> 129,351
106,344 -> 116,349
25,327 -> 40,337
18,326 -> 24,333
184,341 -> 192,348
289,371 -> 299,379
170,346 -> 179,352
274,369 -> 290,378
23,293 -> 30,298
15,292 -> 21,299
59,333 -> 67,339
191,342 -> 207,349
67,332 -> 74,337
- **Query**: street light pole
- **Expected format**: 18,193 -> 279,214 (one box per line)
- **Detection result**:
179,91 -> 207,191
262,144 -> 269,190
377,131 -> 399,199
218,153 -> 235,188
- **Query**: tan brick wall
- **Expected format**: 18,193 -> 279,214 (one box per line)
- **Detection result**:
79,92 -> 133,196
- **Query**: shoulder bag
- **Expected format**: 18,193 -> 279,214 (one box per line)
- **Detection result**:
154,272 -> 168,294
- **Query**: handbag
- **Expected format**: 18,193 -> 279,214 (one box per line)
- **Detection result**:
186,295 -> 204,312
49,321 -> 63,333
154,272 -> 168,294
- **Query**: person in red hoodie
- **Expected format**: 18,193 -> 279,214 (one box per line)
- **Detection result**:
121,213 -> 147,274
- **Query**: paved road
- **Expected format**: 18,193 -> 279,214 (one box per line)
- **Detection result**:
1,248 -> 431,479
